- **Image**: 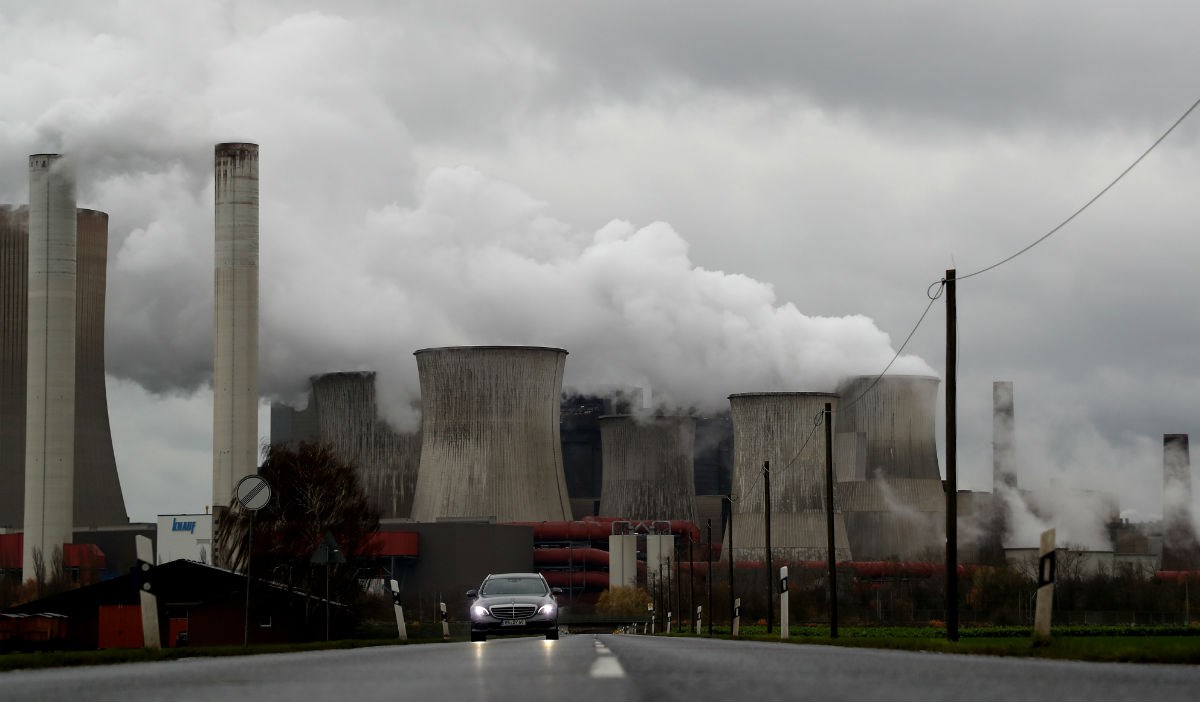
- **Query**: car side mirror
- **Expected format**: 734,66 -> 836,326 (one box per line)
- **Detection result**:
466,589 -> 478,598
551,587 -> 563,595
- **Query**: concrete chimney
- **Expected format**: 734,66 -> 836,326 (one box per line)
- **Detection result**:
23,154 -> 76,580
993,381 -> 1016,491
1163,434 -> 1197,570
212,143 -> 259,511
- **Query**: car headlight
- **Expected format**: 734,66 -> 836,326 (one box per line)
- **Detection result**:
539,603 -> 556,616
472,606 -> 489,618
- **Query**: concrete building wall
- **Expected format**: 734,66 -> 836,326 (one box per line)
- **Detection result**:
212,143 -> 259,510
23,155 -> 77,579
409,346 -> 571,523
834,375 -> 940,480
1,207 -> 128,533
598,415 -> 697,522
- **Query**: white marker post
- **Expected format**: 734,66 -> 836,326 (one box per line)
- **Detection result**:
134,535 -> 160,649
390,579 -> 407,641
440,601 -> 449,640
695,605 -> 702,635
779,566 -> 789,640
667,611 -> 672,634
1033,528 -> 1056,645
648,602 -> 655,635
733,597 -> 741,637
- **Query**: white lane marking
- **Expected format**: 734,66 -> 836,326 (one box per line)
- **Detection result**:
590,636 -> 625,678
589,655 -> 626,679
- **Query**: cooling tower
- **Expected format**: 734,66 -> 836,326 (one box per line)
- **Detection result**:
212,143 -> 259,510
73,210 -> 129,526
834,375 -> 940,480
726,393 -> 851,561
23,155 -> 77,580
1,207 -> 129,533
0,206 -> 28,530
408,346 -> 571,523
309,372 -> 421,519
598,415 -> 697,522
1162,434 -> 1198,569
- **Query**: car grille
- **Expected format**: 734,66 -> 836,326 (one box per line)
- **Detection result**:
489,604 -> 538,619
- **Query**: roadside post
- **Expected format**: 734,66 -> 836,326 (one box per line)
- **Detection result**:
390,579 -> 408,640
733,597 -> 741,637
667,610 -> 672,634
133,535 -> 160,649
648,602 -> 655,634
440,601 -> 449,640
311,530 -> 345,641
779,566 -> 789,640
1033,528 -> 1056,645
695,605 -> 701,635
234,475 -> 272,647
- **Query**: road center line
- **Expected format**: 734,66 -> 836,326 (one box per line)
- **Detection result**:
589,655 -> 625,679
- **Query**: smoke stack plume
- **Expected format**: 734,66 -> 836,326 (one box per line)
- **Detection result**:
23,154 -> 77,580
212,143 -> 260,510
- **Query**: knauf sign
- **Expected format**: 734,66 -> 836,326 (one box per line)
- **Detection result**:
172,518 -> 196,533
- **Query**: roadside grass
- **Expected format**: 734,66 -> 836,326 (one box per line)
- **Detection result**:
0,637 -> 453,673
6,626 -> 1200,672
650,625 -> 1200,664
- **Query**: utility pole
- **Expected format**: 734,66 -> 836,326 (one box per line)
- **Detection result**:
824,402 -> 838,638
707,519 -> 713,636
945,268 -> 959,642
727,497 -> 736,633
764,460 -> 773,634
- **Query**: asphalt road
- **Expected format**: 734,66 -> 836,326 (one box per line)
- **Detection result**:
2,634 -> 1198,701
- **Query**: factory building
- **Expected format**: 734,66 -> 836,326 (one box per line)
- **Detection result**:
1,158 -> 129,580
408,346 -> 572,523
270,372 -> 420,519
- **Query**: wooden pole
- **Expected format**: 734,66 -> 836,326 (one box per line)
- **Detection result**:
763,460 -> 773,634
824,402 -> 838,638
945,268 -> 959,642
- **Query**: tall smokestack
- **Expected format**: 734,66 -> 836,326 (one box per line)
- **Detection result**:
23,154 -> 76,580
409,346 -> 571,522
1163,434 -> 1197,570
212,143 -> 259,512
993,381 -> 1016,491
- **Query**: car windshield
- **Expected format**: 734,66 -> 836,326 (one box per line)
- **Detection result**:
480,577 -> 548,596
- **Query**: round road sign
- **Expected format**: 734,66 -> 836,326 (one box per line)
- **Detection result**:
235,475 -> 272,511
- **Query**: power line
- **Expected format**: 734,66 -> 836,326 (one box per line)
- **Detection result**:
958,94 -> 1200,282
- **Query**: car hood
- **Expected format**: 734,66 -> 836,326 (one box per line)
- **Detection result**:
475,594 -> 551,606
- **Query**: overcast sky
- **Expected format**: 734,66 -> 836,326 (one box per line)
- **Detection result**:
2,1 -> 1197,535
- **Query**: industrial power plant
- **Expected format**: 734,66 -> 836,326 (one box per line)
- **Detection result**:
2,144 -> 1197,650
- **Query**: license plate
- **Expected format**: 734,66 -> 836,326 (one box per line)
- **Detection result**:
501,619 -> 527,627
